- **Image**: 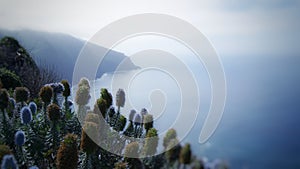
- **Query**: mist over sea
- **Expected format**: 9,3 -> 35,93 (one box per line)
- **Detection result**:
73,55 -> 300,169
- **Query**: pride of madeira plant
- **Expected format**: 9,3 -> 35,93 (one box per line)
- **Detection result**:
56,133 -> 78,169
39,85 -> 53,122
13,87 -> 29,108
46,103 -> 61,155
0,76 -> 229,169
75,78 -> 91,123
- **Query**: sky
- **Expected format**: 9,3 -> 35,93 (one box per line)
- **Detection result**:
0,0 -> 300,57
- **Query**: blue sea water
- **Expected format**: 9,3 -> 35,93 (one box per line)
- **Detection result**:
192,55 -> 300,169
77,55 -> 300,169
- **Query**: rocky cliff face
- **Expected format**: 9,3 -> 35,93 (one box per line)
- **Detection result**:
0,37 -> 40,96
0,29 -> 139,82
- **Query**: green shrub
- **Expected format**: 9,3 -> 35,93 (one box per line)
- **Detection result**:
14,86 -> 29,103
0,37 -> 21,50
0,68 -> 22,90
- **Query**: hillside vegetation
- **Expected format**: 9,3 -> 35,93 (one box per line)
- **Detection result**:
0,37 -> 228,169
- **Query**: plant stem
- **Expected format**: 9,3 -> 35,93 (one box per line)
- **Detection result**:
51,121 -> 58,153
64,96 -> 69,115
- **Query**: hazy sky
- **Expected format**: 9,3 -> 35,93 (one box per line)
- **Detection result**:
0,0 -> 299,56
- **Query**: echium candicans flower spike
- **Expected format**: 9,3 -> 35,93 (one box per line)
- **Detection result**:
140,108 -> 148,116
165,138 -> 181,163
100,88 -> 113,107
78,78 -> 90,89
28,102 -> 37,115
116,89 -> 125,110
143,128 -> 158,156
124,142 -> 139,158
14,87 -> 29,103
133,114 -> 142,126
14,130 -> 25,146
20,107 -> 32,124
50,83 -> 64,94
1,154 -> 18,169
75,85 -> 90,106
143,114 -> 154,132
118,115 -> 127,132
39,86 -> 53,104
179,143 -> 192,165
140,108 -> 148,126
47,104 -> 61,121
129,109 -> 136,122
163,129 -> 177,149
61,80 -> 71,97
80,122 -> 99,154
56,134 -> 78,169
84,112 -> 101,125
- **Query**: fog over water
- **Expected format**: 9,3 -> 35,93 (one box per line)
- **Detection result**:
72,54 -> 300,169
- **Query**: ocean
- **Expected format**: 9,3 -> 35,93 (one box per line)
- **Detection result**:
72,55 -> 300,169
